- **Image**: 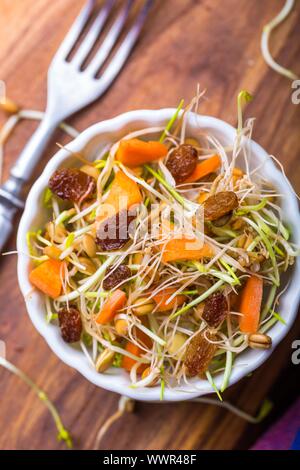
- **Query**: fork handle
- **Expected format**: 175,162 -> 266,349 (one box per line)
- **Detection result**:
0,115 -> 58,252
10,116 -> 58,184
0,115 -> 58,203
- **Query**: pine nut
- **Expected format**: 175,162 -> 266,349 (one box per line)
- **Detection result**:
55,225 -> 67,242
45,222 -> 66,243
248,333 -> 272,350
168,333 -> 187,360
132,297 -> 155,316
80,164 -> 100,180
115,318 -> 128,336
95,348 -> 115,372
82,233 -> 97,258
78,257 -> 97,275
193,302 -> 205,321
43,245 -> 62,260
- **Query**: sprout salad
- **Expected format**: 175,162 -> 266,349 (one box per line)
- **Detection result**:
27,91 -> 299,398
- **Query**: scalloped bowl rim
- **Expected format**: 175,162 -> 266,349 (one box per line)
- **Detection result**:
17,108 -> 300,402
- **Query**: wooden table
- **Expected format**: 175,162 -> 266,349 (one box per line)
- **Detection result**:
0,0 -> 299,450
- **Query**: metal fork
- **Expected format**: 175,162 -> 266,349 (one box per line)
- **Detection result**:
0,0 -> 153,252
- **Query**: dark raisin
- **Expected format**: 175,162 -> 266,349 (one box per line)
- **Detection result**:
202,292 -> 228,328
96,210 -> 136,251
184,330 -> 217,377
166,144 -> 198,184
49,168 -> 96,204
103,265 -> 132,290
58,306 -> 82,343
204,191 -> 238,221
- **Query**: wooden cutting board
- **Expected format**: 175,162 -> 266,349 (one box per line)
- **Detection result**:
0,0 -> 299,450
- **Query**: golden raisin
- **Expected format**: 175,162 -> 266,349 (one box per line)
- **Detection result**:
184,330 -> 217,377
204,191 -> 239,221
166,144 -> 198,183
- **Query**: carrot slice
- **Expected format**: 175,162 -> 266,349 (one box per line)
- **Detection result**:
109,170 -> 143,210
239,275 -> 263,333
96,170 -> 142,224
117,139 -> 168,167
153,287 -> 186,312
122,342 -> 142,372
29,259 -> 63,299
96,289 -> 127,325
162,237 -> 214,263
121,330 -> 151,373
184,155 -> 221,183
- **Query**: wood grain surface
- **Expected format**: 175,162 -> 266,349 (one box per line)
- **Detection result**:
0,0 -> 299,450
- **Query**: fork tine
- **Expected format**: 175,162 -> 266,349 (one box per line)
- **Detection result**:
52,0 -> 96,62
87,0 -> 134,76
93,0 -> 153,87
72,0 -> 115,68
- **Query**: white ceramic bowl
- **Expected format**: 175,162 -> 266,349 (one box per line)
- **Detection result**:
17,109 -> 300,401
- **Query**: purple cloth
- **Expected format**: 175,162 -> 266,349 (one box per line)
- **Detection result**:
252,398 -> 300,450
